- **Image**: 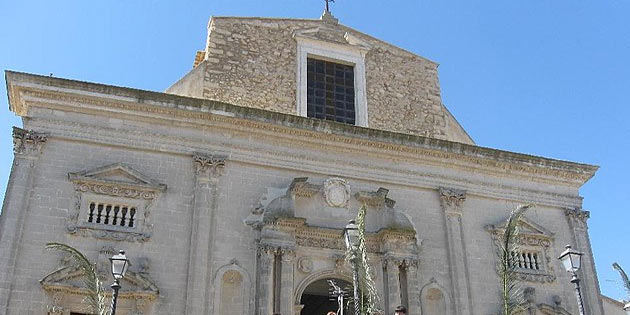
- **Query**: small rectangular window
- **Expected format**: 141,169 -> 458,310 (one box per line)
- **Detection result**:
87,201 -> 136,228
509,250 -> 542,271
306,58 -> 355,124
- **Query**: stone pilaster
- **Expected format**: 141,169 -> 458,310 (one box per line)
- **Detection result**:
383,257 -> 402,312
438,187 -> 473,315
0,127 -> 47,313
402,259 -> 420,315
280,249 -> 296,315
564,208 -> 604,315
185,153 -> 225,315
257,245 -> 275,315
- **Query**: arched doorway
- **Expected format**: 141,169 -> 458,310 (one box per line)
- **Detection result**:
300,278 -> 352,315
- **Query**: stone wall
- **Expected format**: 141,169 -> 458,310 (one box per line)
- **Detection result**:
2,72 -> 604,315
167,16 -> 474,144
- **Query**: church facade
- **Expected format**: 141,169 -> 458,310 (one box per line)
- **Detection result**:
0,11 -> 610,315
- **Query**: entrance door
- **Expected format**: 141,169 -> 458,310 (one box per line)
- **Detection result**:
300,278 -> 352,315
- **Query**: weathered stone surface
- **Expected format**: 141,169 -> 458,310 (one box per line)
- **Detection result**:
1,13 -> 606,315
167,16 -> 473,144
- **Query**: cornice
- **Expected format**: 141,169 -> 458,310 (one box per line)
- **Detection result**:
6,71 -> 597,187
26,116 -> 585,209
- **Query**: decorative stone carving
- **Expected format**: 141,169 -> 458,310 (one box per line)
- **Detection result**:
136,257 -> 150,275
355,187 -> 395,209
12,126 -> 47,155
323,177 -> 351,208
297,256 -> 313,273
15,88 -> 597,183
130,298 -> 148,315
193,153 -> 226,178
537,295 -> 571,315
40,259 -> 159,309
46,292 -> 65,315
487,215 -> 556,283
66,163 -> 166,242
565,207 -> 590,230
289,177 -> 321,198
223,270 -> 243,284
438,187 -> 466,214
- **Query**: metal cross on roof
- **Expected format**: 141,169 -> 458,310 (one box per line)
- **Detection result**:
325,0 -> 335,13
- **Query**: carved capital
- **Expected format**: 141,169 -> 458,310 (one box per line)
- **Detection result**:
12,127 -> 47,156
565,208 -> 590,229
438,187 -> 466,214
46,292 -> 65,315
400,258 -> 419,270
193,153 -> 226,179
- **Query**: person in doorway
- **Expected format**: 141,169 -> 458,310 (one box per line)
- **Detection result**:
394,305 -> 407,315
327,311 -> 337,315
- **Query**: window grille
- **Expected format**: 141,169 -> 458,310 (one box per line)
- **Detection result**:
509,250 -> 541,271
87,202 -> 136,228
306,58 -> 355,124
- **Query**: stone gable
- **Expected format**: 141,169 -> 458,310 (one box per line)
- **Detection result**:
167,15 -> 474,144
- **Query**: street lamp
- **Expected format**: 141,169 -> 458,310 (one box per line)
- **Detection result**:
343,220 -> 360,315
558,245 -> 586,315
109,250 -> 130,315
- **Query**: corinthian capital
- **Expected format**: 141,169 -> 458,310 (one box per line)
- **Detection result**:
565,208 -> 590,229
12,127 -> 47,156
438,187 -> 466,213
193,153 -> 226,179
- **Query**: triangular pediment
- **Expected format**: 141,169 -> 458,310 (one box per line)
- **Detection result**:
40,265 -> 158,299
68,163 -> 166,191
486,216 -> 554,238
293,27 -> 372,51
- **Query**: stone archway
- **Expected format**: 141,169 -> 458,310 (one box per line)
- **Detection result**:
299,277 -> 352,315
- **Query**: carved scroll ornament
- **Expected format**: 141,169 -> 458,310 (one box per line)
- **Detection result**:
193,153 -> 226,178
12,126 -> 47,155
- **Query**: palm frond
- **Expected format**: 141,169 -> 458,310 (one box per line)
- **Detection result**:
45,243 -> 108,315
347,204 -> 381,315
613,262 -> 630,300
498,204 -> 533,315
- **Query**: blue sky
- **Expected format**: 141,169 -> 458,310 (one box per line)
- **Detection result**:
1,0 -> 629,302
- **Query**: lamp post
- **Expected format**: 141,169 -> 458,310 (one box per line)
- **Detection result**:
109,250 -> 130,315
344,220 -> 360,315
558,245 -> 586,315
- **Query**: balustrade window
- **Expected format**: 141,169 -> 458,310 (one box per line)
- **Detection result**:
87,202 -> 136,228
509,250 -> 541,271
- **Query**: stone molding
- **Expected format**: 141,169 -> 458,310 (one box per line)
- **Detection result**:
438,187 -> 466,216
565,207 -> 590,230
211,259 -> 253,315
12,126 -> 47,155
486,216 -> 557,283
22,114 -> 590,211
323,177 -> 351,208
355,187 -> 395,208
40,260 -> 159,302
383,255 -> 419,270
293,268 -> 353,306
66,163 -> 166,242
193,153 -> 226,179
293,28 -> 370,127
8,79 -> 597,186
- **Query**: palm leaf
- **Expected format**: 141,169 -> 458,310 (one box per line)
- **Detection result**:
498,204 -> 533,315
347,204 -> 381,315
613,262 -> 630,300
45,243 -> 108,315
